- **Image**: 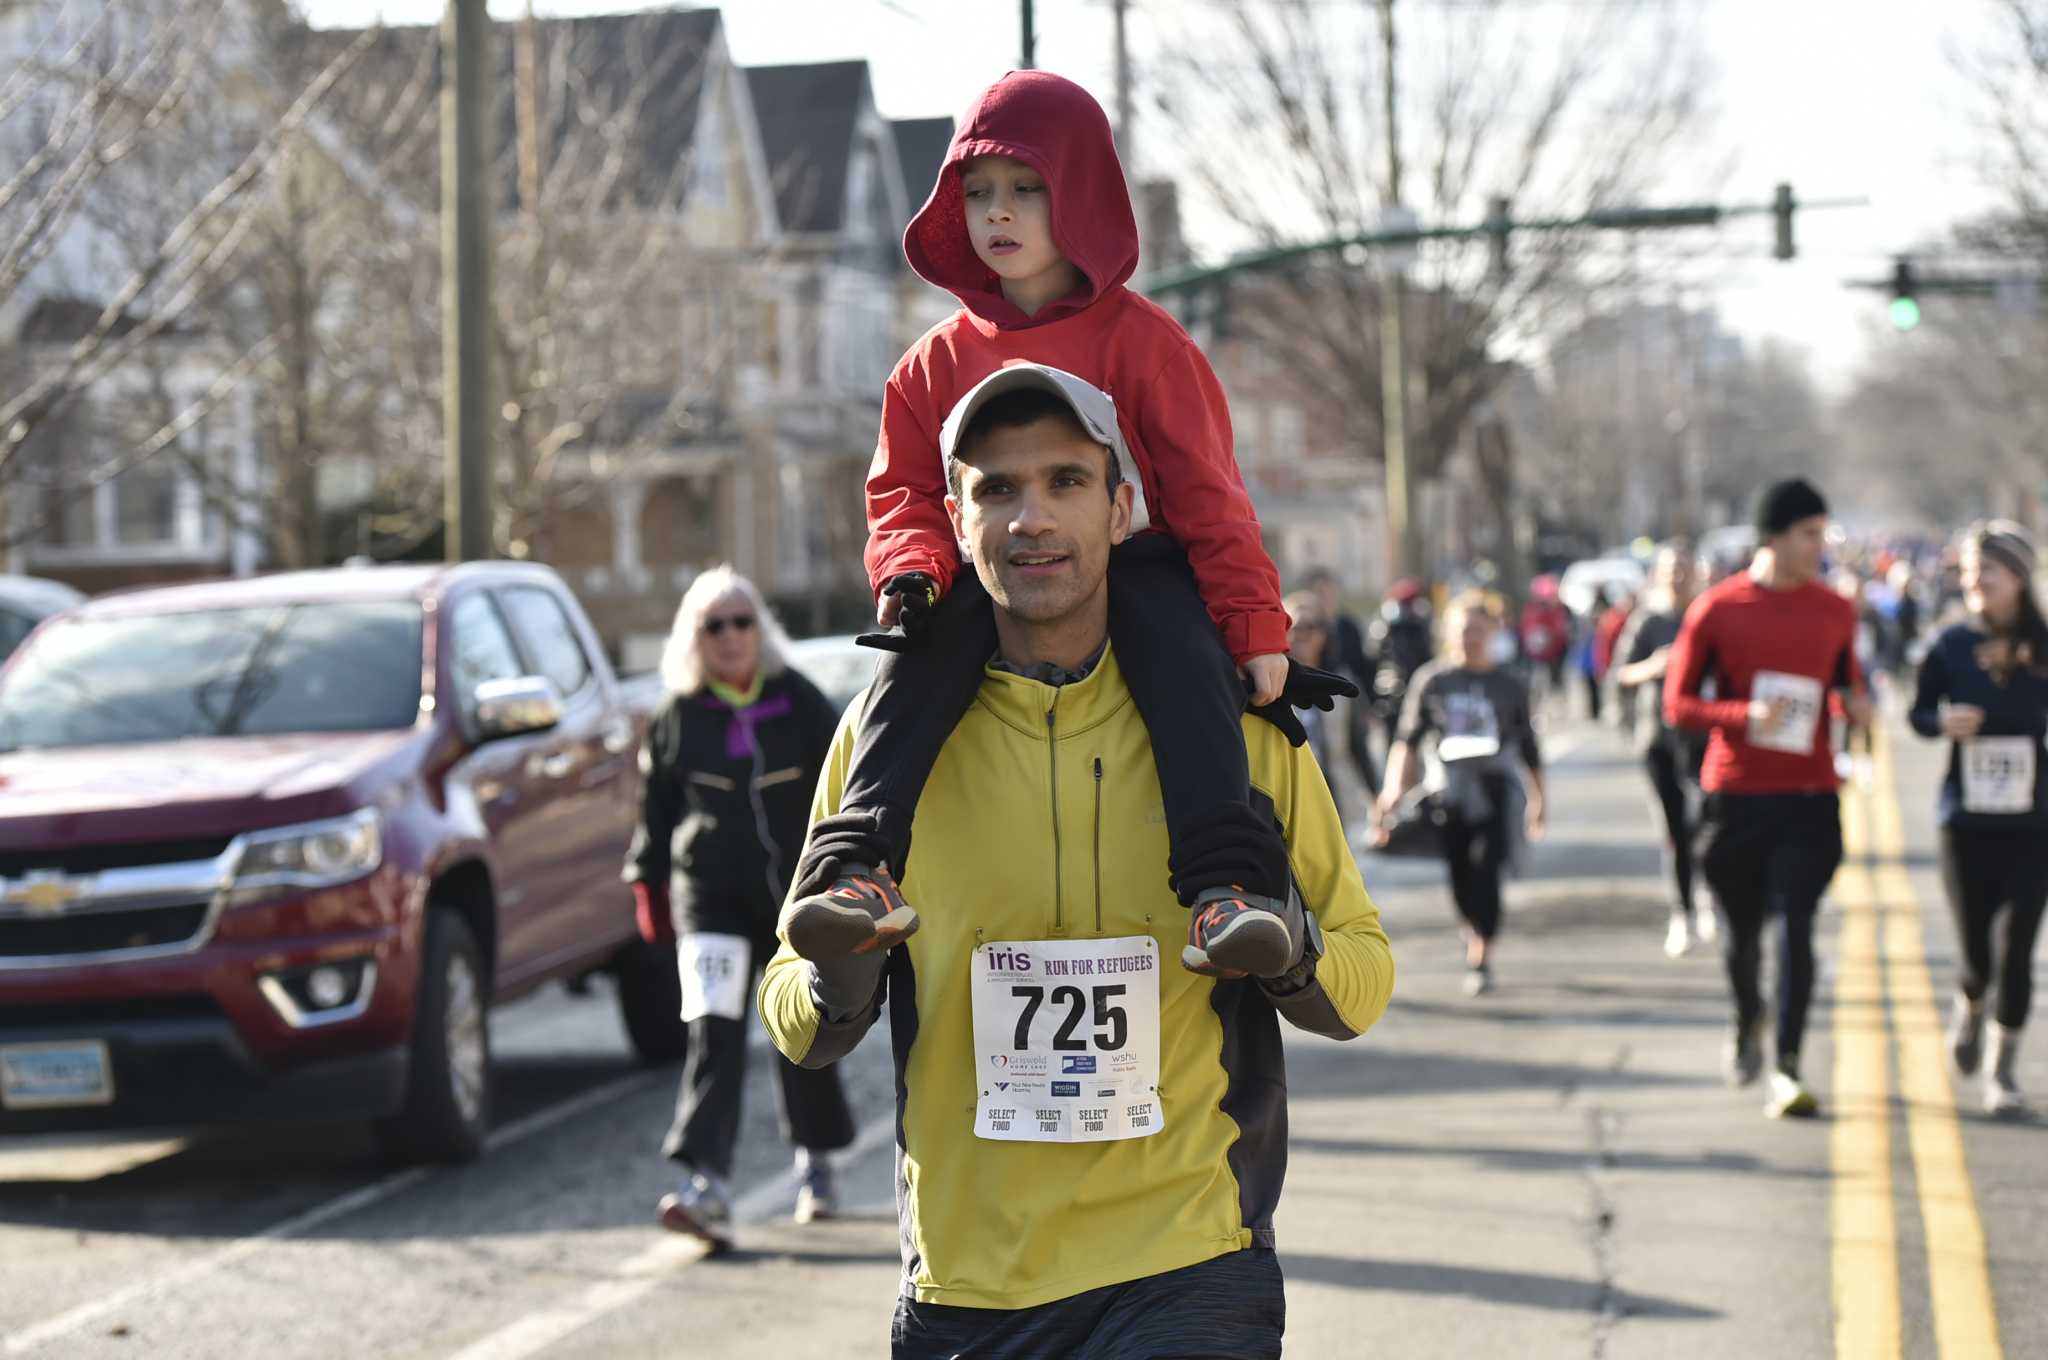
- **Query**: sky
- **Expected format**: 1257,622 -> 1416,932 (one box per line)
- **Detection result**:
298,0 -> 2013,391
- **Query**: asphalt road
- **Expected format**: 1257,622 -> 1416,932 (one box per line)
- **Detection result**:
0,708 -> 2040,1358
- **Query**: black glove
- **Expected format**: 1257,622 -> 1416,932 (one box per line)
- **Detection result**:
1167,804 -> 1291,905
1248,658 -> 1359,747
856,573 -> 941,654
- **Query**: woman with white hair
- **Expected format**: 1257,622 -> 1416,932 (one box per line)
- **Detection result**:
622,566 -> 853,1244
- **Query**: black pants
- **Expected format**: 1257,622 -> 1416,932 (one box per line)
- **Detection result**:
663,928 -> 855,1179
1696,792 -> 1845,1065
1644,740 -> 1696,915
809,534 -> 1267,901
1582,669 -> 1605,721
1441,781 -> 1513,942
891,1247 -> 1284,1360
1939,826 -> 2048,1030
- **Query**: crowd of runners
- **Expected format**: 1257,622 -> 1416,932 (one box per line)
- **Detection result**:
611,70 -> 2044,1359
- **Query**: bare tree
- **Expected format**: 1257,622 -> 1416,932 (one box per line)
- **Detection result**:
0,0 -> 379,556
1149,0 -> 1717,533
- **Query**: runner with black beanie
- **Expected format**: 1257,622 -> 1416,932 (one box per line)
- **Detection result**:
1909,521 -> 2048,1118
1665,478 -> 1872,1119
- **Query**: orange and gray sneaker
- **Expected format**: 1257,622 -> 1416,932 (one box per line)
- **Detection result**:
1181,885 -> 1296,979
781,864 -> 920,962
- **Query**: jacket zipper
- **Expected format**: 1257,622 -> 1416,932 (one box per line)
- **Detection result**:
1092,757 -> 1104,933
1047,702 -> 1063,932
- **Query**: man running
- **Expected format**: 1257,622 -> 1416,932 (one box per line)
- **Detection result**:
759,367 -> 1395,1358
1666,478 -> 1870,1119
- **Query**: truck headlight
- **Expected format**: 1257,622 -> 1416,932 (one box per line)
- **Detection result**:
230,809 -> 383,902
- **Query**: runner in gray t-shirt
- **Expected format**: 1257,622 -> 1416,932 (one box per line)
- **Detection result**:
1374,591 -> 1547,996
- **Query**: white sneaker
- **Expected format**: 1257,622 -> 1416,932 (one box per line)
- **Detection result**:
1765,1070 -> 1819,1119
1462,965 -> 1494,998
1694,904 -> 1719,944
1663,911 -> 1694,959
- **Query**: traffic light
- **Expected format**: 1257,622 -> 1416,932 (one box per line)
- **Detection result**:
1889,259 -> 1920,331
1772,183 -> 1795,261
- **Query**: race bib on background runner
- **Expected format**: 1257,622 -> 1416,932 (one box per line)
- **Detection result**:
971,936 -> 1163,1143
1961,737 -> 2037,815
1748,671 -> 1825,755
677,933 -> 750,1022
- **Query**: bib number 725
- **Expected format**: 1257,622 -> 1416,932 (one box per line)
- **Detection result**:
1012,984 -> 1128,1052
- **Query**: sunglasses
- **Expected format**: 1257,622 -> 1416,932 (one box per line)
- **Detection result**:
703,615 -> 756,638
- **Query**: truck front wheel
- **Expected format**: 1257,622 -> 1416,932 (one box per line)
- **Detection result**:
615,939 -> 690,1065
374,909 -> 492,1164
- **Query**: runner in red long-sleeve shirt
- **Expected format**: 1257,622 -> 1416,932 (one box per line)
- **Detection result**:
1665,477 -> 1872,1119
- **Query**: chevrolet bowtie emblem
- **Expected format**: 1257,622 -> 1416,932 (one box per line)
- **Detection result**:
13,874 -> 85,915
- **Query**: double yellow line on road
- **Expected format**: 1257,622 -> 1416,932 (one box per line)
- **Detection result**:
1831,723 -> 2003,1359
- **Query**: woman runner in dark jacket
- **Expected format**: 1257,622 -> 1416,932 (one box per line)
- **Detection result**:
624,567 -> 854,1243
1909,522 -> 2048,1118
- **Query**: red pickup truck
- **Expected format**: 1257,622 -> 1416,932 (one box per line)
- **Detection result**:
0,563 -> 683,1161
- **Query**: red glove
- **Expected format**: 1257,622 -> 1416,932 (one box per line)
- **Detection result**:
633,882 -> 675,946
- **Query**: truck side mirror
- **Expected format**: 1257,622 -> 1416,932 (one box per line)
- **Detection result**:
473,676 -> 563,742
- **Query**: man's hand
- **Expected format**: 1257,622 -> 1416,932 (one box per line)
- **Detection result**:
1244,653 -> 1289,707
1844,691 -> 1875,730
877,593 -> 903,628
1941,702 -> 1986,741
1748,695 -> 1793,731
1525,795 -> 1548,841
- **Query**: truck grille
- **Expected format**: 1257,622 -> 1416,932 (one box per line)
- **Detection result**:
0,995 -> 223,1026
0,838 -> 234,877
0,902 -> 211,959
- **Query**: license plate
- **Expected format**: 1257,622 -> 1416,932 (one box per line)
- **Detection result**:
0,1041 -> 115,1110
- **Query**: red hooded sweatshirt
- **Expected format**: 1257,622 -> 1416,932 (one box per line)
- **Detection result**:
869,71 -> 1287,664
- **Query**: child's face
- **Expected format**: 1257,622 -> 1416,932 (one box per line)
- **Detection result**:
961,155 -> 1067,292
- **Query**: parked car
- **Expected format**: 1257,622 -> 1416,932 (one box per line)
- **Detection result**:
1557,556 -> 1646,618
0,575 -> 84,663
785,633 -> 882,715
0,563 -> 679,1162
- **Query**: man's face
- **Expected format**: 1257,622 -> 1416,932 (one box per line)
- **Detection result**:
1771,515 -> 1828,584
961,155 -> 1064,288
946,414 -> 1133,628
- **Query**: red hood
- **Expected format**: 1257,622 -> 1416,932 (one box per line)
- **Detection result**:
0,731 -> 417,834
904,70 -> 1138,330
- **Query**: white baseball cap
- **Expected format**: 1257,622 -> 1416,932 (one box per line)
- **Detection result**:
939,363 -> 1131,484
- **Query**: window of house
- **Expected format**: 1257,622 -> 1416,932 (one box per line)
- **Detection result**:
1271,405 -> 1306,463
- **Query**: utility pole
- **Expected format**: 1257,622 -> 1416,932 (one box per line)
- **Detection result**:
1021,0 -> 1036,69
1112,0 -> 1132,168
1376,0 -> 1419,581
443,0 -> 494,562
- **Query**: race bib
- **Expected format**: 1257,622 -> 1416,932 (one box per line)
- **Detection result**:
677,932 -> 750,1022
971,936 -> 1163,1143
1748,671 -> 1825,755
1962,737 -> 2037,815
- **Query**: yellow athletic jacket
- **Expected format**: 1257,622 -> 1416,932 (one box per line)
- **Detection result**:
759,645 -> 1395,1309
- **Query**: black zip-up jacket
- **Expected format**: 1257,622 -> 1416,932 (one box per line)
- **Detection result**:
624,669 -> 840,935
1909,622 -> 2048,830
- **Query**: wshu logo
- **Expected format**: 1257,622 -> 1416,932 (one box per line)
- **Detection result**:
1061,1055 -> 1097,1074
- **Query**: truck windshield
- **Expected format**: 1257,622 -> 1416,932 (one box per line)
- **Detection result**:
0,601 -> 424,752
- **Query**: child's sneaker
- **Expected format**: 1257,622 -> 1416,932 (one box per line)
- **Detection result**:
793,1150 -> 837,1224
782,865 -> 919,961
1181,886 -> 1294,978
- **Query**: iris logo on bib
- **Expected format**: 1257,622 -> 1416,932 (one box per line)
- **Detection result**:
986,947 -> 1033,972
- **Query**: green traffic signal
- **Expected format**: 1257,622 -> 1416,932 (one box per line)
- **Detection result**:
1889,296 -> 1921,331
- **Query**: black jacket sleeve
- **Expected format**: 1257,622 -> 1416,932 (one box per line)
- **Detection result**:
1908,639 -> 1949,739
623,695 -> 684,887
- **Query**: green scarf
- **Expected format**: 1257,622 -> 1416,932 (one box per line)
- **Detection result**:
706,673 -> 763,708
